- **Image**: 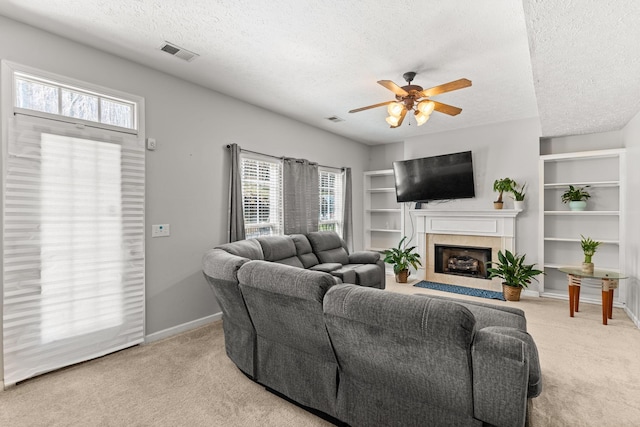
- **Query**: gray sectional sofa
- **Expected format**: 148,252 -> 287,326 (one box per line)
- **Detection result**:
202,232 -> 542,427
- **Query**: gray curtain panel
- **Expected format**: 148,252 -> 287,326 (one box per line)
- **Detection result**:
342,167 -> 353,251
283,158 -> 319,235
228,143 -> 245,242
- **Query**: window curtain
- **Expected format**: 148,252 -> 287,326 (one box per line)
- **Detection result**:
3,114 -> 145,386
283,158 -> 319,234
227,143 -> 245,242
341,167 -> 353,251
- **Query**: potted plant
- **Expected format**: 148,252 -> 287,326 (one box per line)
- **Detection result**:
493,178 -> 515,209
561,185 -> 591,211
383,236 -> 422,283
486,250 -> 544,301
511,182 -> 526,211
580,235 -> 601,274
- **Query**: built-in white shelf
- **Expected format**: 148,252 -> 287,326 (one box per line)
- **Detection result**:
544,180 -> 619,188
367,187 -> 396,193
368,228 -> 402,233
544,237 -> 619,245
543,210 -> 619,216
367,208 -> 402,213
539,148 -> 625,301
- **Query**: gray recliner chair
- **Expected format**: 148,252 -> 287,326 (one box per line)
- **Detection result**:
306,231 -> 386,289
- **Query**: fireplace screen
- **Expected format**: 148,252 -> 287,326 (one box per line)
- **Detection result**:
434,244 -> 492,279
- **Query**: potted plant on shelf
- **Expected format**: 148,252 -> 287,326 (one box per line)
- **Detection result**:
486,250 -> 544,301
580,235 -> 601,274
383,236 -> 422,283
561,185 -> 591,211
493,178 -> 515,210
511,182 -> 526,211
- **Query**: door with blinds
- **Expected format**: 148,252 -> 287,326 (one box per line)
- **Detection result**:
3,114 -> 145,386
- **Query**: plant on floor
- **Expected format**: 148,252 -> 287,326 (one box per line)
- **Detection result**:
580,235 -> 601,264
383,236 -> 422,283
486,250 -> 544,301
493,177 -> 516,208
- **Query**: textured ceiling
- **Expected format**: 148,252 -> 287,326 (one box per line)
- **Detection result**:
0,0 -> 638,144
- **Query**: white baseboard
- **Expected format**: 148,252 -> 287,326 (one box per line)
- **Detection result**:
144,312 -> 222,343
624,307 -> 640,329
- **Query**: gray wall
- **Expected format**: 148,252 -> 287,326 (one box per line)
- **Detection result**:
0,16 -> 370,342
369,141 -> 404,171
622,111 -> 640,326
401,118 -> 542,286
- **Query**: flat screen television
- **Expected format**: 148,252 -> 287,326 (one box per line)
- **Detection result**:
392,151 -> 475,203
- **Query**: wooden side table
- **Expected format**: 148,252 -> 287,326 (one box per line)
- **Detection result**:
559,267 -> 627,325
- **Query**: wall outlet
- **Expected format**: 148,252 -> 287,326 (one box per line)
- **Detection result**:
147,137 -> 157,151
151,224 -> 170,237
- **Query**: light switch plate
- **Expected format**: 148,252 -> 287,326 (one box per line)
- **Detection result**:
152,224 -> 170,237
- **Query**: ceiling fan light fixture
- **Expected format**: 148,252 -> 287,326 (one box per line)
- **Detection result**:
417,100 -> 435,115
387,102 -> 404,116
386,115 -> 401,126
414,111 -> 429,126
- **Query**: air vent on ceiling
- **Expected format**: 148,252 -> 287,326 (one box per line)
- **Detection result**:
160,42 -> 199,62
326,116 -> 345,123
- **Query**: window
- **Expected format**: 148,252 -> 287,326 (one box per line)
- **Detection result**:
241,156 -> 283,238
14,71 -> 136,131
319,169 -> 343,234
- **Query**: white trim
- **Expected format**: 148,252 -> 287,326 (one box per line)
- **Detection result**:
624,307 -> 640,329
144,313 -> 222,343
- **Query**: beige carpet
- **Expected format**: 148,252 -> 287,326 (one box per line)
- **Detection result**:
1,277 -> 639,426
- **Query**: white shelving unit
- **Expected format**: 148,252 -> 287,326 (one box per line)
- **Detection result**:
363,169 -> 405,253
538,149 -> 626,304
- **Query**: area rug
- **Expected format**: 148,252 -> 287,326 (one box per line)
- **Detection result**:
414,281 -> 506,301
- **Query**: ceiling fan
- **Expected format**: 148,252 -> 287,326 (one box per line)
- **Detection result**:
349,72 -> 472,128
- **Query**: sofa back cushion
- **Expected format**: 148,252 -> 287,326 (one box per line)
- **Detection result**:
238,260 -> 338,415
290,234 -> 320,268
216,239 -> 264,260
323,284 -> 477,421
257,236 -> 304,268
307,231 -> 349,265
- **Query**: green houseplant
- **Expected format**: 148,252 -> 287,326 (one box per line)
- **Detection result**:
580,235 -> 601,273
383,236 -> 422,283
493,178 -> 516,209
561,185 -> 591,211
511,182 -> 526,210
486,250 -> 544,301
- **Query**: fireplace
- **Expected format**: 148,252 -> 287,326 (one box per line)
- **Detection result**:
435,245 -> 491,279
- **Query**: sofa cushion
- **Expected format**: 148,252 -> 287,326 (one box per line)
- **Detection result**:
348,251 -> 380,264
307,231 -> 349,265
216,239 -> 264,260
290,234 -> 320,268
257,236 -> 304,268
353,264 -> 381,287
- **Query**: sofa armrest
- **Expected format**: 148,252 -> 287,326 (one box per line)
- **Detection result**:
348,251 -> 380,264
471,327 -> 533,427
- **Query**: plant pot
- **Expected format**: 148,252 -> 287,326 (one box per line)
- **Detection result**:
569,201 -> 587,211
493,201 -> 504,210
513,200 -> 525,211
582,262 -> 594,274
502,284 -> 523,301
395,270 -> 409,283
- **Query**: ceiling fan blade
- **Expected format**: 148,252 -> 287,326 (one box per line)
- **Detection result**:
419,78 -> 472,98
378,80 -> 409,97
349,100 -> 394,113
432,101 -> 463,116
390,108 -> 408,128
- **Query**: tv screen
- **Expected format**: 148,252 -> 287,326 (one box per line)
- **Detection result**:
392,151 -> 475,203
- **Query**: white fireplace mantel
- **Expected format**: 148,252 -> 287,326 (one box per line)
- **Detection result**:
410,209 -> 522,291
411,209 -> 521,238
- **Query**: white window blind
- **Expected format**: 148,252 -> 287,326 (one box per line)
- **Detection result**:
319,169 -> 343,235
241,156 -> 283,239
2,114 -> 145,386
